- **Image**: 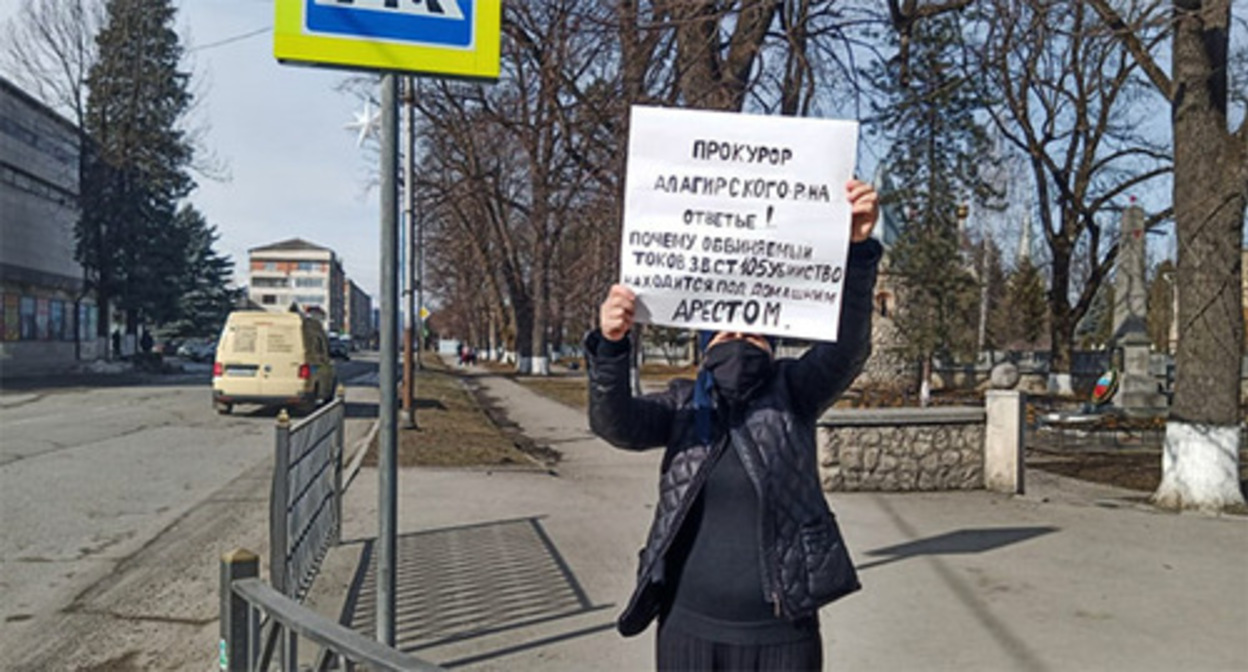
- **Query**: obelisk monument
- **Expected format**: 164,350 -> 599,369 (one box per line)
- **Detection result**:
1111,205 -> 1166,414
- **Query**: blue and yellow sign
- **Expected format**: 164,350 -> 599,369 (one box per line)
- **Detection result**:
275,0 -> 500,80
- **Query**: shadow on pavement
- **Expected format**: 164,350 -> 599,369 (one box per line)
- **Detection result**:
412,398 -> 448,411
340,398 -> 444,420
345,401 -> 380,419
339,516 -> 613,667
857,526 -> 1059,572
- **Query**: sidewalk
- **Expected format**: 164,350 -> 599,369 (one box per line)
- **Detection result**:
0,358 -> 213,403
312,367 -> 1248,672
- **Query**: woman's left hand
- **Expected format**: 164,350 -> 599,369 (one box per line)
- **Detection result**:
847,179 -> 879,243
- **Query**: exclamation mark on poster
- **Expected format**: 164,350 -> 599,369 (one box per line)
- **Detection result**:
766,205 -> 775,228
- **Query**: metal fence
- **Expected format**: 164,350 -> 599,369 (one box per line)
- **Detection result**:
220,549 -> 443,671
272,397 -> 345,603
217,395 -> 446,671
1026,414 -> 1248,454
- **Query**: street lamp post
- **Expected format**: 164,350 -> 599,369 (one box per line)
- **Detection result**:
403,77 -> 417,429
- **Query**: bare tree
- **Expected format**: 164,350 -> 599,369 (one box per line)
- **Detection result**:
657,0 -> 779,110
407,1 -> 999,378
968,0 -> 1174,392
414,87 -> 528,358
2,0 -> 103,127
1087,0 -> 1246,512
413,1 -> 674,374
886,0 -> 975,85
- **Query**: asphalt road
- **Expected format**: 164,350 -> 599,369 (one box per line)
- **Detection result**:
0,355 -> 378,670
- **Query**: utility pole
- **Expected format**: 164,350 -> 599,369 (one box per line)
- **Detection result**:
411,75 -> 425,372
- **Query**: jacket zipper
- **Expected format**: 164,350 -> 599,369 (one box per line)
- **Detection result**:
730,406 -> 787,620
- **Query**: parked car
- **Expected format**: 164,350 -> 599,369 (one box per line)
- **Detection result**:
329,338 -> 351,360
177,338 -> 217,362
211,311 -> 337,415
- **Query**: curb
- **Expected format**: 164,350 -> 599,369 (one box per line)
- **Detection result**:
0,393 -> 41,409
343,418 -> 380,493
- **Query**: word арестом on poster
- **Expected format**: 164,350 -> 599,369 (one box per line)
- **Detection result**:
620,105 -> 859,342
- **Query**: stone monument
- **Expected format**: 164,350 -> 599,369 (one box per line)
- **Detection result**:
1111,205 -> 1166,415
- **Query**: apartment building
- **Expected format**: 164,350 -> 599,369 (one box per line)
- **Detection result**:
343,278 -> 373,346
247,238 -> 345,334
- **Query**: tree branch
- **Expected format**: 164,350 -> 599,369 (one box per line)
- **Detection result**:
1085,0 -> 1173,99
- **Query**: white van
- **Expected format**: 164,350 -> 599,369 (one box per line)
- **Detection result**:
212,310 -> 337,415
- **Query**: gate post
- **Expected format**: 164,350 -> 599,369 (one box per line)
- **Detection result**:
219,548 -> 259,671
334,387 -> 346,545
271,410 -> 296,670
985,390 -> 1026,494
271,410 -> 291,597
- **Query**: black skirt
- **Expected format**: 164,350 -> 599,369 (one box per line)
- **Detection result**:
656,617 -> 824,671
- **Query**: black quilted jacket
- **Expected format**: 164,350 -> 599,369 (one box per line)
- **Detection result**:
585,239 -> 881,637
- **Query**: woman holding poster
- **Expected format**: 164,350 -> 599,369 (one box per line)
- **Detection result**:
585,180 -> 880,670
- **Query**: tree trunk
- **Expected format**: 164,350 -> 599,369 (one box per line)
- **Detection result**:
1047,247 -> 1076,395
512,294 -> 534,374
530,254 -> 551,376
549,281 -> 565,363
669,2 -> 778,111
1156,0 -> 1246,512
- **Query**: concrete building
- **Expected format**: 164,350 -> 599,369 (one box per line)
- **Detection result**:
343,278 -> 373,346
247,238 -> 345,334
0,77 -> 103,377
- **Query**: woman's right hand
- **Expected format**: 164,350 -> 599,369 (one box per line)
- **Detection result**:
599,284 -> 636,342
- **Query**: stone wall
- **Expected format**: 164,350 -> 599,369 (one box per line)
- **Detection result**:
818,407 -> 987,492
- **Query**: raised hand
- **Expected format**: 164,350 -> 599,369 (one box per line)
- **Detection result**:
599,284 -> 636,342
847,179 -> 879,243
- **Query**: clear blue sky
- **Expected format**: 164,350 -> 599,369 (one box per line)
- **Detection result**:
0,0 -> 385,300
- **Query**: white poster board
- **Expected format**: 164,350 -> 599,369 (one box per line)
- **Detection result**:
620,106 -> 859,342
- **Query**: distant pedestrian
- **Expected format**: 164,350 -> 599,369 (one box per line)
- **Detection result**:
111,329 -> 122,359
140,330 -> 153,355
585,180 -> 880,670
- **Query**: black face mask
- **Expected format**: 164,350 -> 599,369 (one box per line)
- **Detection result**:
704,340 -> 773,405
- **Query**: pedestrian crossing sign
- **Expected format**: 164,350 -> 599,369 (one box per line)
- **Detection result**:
275,0 -> 500,80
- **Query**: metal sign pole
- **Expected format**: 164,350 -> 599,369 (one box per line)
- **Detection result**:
376,73 -> 399,647
273,0 -> 500,653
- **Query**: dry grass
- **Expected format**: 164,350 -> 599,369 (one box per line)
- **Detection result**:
362,355 -> 538,468
1028,448 -> 1248,495
1027,449 -> 1164,492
